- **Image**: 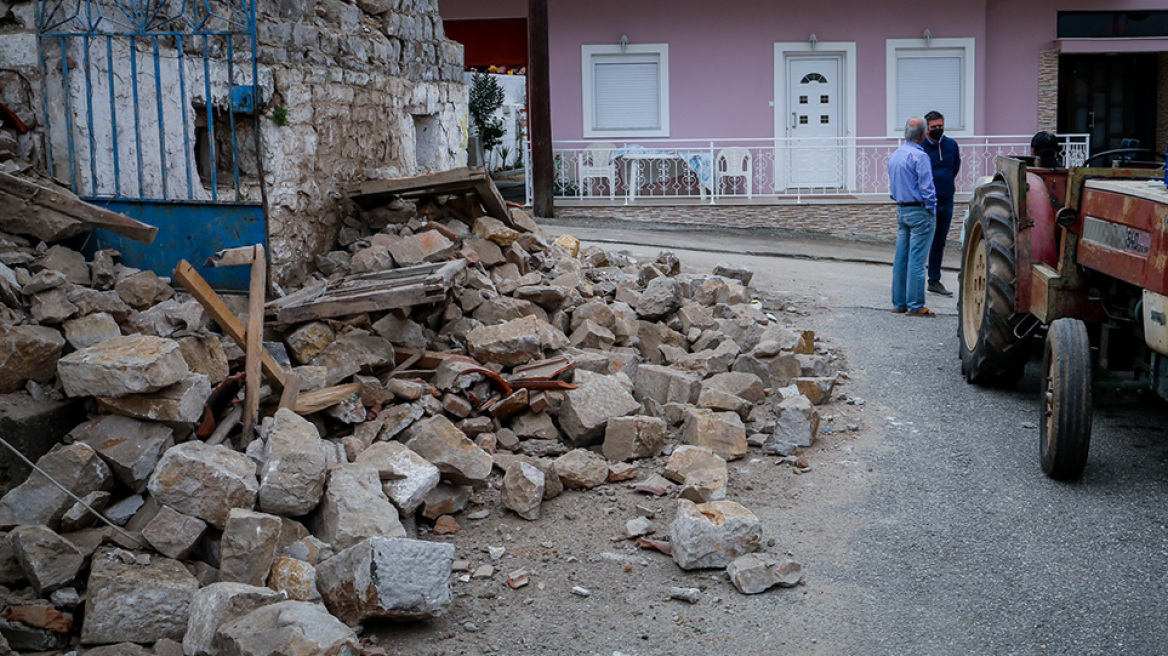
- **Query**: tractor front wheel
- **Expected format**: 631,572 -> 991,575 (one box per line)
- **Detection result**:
1039,318 -> 1093,480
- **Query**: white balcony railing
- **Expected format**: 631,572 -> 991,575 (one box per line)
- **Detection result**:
526,134 -> 1089,205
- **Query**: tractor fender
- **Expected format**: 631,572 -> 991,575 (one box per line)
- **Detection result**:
1025,170 -> 1059,268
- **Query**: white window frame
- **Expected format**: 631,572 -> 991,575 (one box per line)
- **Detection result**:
582,44 -> 670,138
885,37 -> 975,137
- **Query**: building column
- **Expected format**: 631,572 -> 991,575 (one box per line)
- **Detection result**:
1037,46 -> 1059,133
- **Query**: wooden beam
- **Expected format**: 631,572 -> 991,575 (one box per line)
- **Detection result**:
173,260 -> 287,387
278,371 -> 302,411
241,245 -> 266,441
0,172 -> 159,244
293,383 -> 363,415
528,0 -> 554,218
205,245 -> 257,268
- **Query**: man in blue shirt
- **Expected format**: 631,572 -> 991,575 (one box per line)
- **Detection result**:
887,116 -> 937,317
921,110 -> 962,296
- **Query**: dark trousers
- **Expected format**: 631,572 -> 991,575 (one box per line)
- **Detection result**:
927,196 -> 955,283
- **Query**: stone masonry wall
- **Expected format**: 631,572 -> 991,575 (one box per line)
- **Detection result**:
1037,48 -> 1059,134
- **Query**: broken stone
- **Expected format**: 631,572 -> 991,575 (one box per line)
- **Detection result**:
404,416 -> 492,485
515,285 -> 568,311
39,246 -> 90,285
726,553 -> 804,594
794,376 -> 836,405
0,324 -> 65,393
636,277 -> 682,320
669,499 -> 762,570
635,364 -> 701,407
712,263 -> 754,286
103,494 -> 144,525
284,322 -> 335,366
768,394 -> 822,451
0,443 -> 113,529
316,536 -> 455,625
258,408 -> 327,517
141,506 -> 207,561
502,462 -> 545,521
7,525 -> 84,594
602,415 -> 667,462
147,441 -> 258,530
553,449 -> 609,489
472,295 -> 547,326
433,515 -> 461,535
466,315 -> 568,367
81,546 -> 200,645
311,464 -> 404,551
70,415 -> 174,493
463,237 -> 505,267
58,335 -> 189,398
797,353 -> 834,378
697,388 -> 752,419
442,392 -> 472,418
182,582 -> 284,656
680,408 -> 748,460
309,331 -> 394,386
569,319 -> 615,350
473,216 -> 519,246
636,321 -> 687,364
558,374 -> 641,446
386,231 -> 457,266
421,483 -> 471,520
114,271 -> 174,310
99,373 -> 211,423
669,587 -> 702,604
267,557 -> 320,602
177,334 -> 230,385
59,491 -> 112,532
663,446 -> 728,503
214,509 -> 281,588
355,442 -> 440,514
63,312 -> 121,350
348,245 -> 394,274
211,600 -> 358,655
371,313 -> 428,349
625,517 -> 653,538
703,371 -> 766,404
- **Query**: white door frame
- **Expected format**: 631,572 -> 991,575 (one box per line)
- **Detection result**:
773,42 -> 857,192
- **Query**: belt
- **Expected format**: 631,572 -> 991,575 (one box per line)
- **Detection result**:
897,202 -> 924,207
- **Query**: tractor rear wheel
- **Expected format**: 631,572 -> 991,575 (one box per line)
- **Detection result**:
1039,318 -> 1093,480
958,180 -> 1031,386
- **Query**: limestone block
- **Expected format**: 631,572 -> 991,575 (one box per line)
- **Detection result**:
794,376 -> 836,405
680,407 -> 748,460
70,415 -> 175,495
177,334 -> 230,385
552,449 -> 608,489
421,483 -> 471,520
466,314 -> 567,367
69,288 -> 132,322
602,415 -> 667,462
698,388 -> 752,419
371,313 -> 428,349
702,372 -> 766,404
386,231 -> 456,266
558,374 -> 641,447
463,237 -> 505,267
213,598 -> 359,655
348,245 -> 394,275
511,411 -> 560,441
57,335 -> 189,398
316,537 -> 454,625
663,445 -> 728,503
569,299 -> 616,332
569,319 -> 615,350
258,409 -> 327,517
114,271 -> 174,310
63,312 -> 121,350
309,331 -> 394,386
473,216 -> 518,246
713,263 -> 754,286
310,464 -> 404,551
636,321 -> 686,364
81,547 -> 200,645
669,499 -> 762,570
355,442 -> 440,514
147,441 -> 259,530
0,443 -> 113,529
182,582 -> 284,656
39,245 -> 90,285
634,364 -> 701,406
502,461 -> 545,520
676,339 -> 740,375
768,394 -> 821,451
0,324 -> 65,393
726,553 -> 804,594
635,277 -> 682,320
267,557 -> 320,602
141,506 -> 207,560
219,509 -> 282,587
677,303 -> 718,333
7,525 -> 84,593
98,373 -> 211,423
59,490 -> 111,532
472,295 -> 547,326
404,416 -> 492,485
284,321 -> 335,365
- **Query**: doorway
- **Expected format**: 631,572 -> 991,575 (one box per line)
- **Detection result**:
774,42 -> 855,193
1058,53 -> 1159,156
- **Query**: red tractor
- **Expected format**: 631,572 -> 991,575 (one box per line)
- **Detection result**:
959,149 -> 1168,480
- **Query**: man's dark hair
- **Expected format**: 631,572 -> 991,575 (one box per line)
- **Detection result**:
924,110 -> 944,122
1031,131 -> 1061,168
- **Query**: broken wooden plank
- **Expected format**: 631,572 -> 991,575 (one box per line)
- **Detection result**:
347,167 -> 513,227
278,371 -> 302,411
0,172 -> 158,244
276,286 -> 446,324
393,347 -> 457,370
241,245 -> 266,441
205,245 -> 258,268
471,177 -> 511,224
174,259 -> 287,387
293,383 -> 363,415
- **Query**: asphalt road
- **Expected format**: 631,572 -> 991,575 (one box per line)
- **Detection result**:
561,223 -> 1168,655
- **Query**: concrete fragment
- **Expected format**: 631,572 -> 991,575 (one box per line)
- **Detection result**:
219,509 -> 282,587
114,271 -> 174,309
284,322 -> 335,365
466,315 -> 568,367
602,415 -> 667,462
502,462 -> 545,520
0,443 -> 113,529
680,408 -> 748,460
99,373 -> 211,423
552,449 -> 609,489
182,582 -> 284,656
726,553 -> 804,594
267,557 -> 320,602
58,335 -> 189,398
310,464 -> 404,551
558,374 -> 640,446
147,441 -> 258,530
7,525 -> 84,593
81,546 -> 199,645
258,408 -> 327,517
316,537 -> 455,625
663,446 -> 728,503
0,324 -> 65,393
141,506 -> 206,560
768,394 -> 822,451
669,499 -> 762,570
404,416 -> 492,485
355,441 -> 440,514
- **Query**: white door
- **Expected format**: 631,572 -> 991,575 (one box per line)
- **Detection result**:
786,56 -> 844,188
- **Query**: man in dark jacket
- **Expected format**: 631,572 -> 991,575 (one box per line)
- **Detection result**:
921,110 -> 961,296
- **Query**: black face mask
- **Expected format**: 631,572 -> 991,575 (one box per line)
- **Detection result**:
928,128 -> 944,141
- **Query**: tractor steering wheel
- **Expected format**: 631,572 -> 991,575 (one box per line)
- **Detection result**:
1082,148 -> 1167,168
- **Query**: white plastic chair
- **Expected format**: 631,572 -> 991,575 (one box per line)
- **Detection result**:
716,147 -> 752,198
577,142 -> 617,199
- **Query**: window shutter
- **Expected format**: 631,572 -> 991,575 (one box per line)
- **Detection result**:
593,60 -> 660,131
895,53 -> 963,129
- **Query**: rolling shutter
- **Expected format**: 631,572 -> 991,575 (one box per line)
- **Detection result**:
592,57 -> 661,131
895,50 -> 964,129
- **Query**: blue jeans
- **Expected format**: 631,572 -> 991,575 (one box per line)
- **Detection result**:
892,206 -> 936,312
927,197 -> 955,283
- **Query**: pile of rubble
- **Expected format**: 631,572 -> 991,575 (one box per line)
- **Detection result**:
0,168 -> 844,654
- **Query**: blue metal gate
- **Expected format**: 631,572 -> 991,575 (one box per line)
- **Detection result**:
36,0 -> 266,289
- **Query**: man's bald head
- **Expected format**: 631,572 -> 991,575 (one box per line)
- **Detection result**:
904,117 -> 926,144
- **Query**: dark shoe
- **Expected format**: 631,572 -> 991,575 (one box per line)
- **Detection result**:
906,307 -> 936,317
890,307 -> 906,314
928,280 -> 954,297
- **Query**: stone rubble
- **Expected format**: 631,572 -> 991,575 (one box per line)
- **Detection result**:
0,184 -> 852,647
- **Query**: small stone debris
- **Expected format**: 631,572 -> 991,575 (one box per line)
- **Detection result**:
726,554 -> 805,594
570,586 -> 592,598
670,500 -> 762,570
669,587 -> 702,604
507,568 -> 529,589
625,517 -> 654,539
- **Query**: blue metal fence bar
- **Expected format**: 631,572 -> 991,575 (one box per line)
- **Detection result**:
203,34 -> 217,201
152,35 -> 167,199
128,38 -> 143,197
42,29 -> 251,37
83,32 -> 97,196
105,35 -> 121,198
59,36 -> 77,193
177,35 -> 193,199
226,36 -> 239,201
